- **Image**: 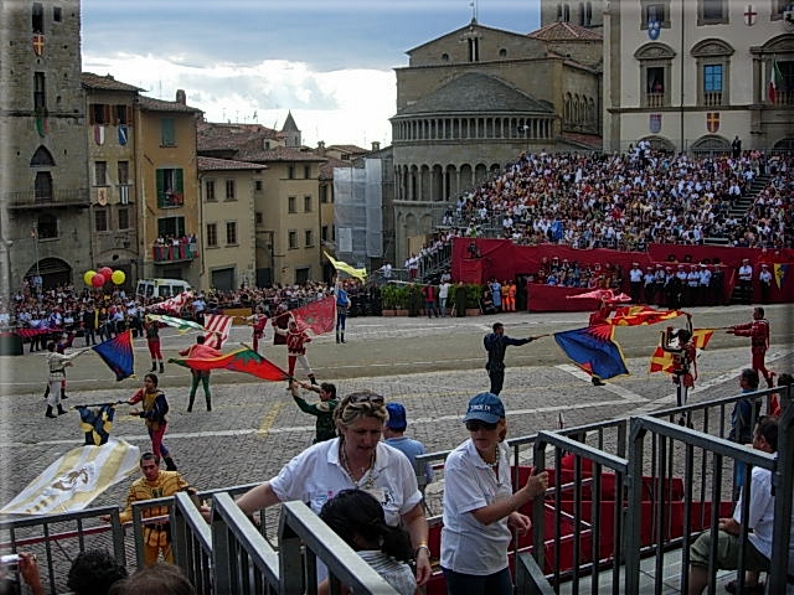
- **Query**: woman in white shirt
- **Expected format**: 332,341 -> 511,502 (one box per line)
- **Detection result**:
441,393 -> 548,595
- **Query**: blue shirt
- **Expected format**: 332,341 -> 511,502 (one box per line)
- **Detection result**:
385,436 -> 433,484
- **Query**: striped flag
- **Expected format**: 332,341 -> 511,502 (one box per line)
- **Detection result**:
608,305 -> 684,326
203,313 -> 233,349
154,290 -> 193,315
649,328 -> 715,374
0,439 -> 140,515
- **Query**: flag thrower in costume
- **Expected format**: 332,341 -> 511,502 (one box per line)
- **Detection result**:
169,347 -> 290,382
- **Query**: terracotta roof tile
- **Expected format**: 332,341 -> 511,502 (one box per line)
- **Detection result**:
319,156 -> 351,180
528,21 -> 603,41
138,95 -> 202,114
81,72 -> 144,92
198,156 -> 267,171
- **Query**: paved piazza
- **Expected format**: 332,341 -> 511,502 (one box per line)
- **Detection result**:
1,304 -> 792,510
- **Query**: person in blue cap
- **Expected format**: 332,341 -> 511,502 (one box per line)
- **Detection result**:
441,392 -> 549,595
383,402 -> 433,488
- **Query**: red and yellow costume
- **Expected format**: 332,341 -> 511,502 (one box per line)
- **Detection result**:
118,470 -> 191,566
730,317 -> 771,385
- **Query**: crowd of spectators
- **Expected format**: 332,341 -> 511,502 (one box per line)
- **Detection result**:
447,149 -> 793,251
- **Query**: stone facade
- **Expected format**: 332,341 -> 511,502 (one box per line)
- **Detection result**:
0,0 -> 91,294
389,18 -> 602,264
602,0 -> 794,153
82,73 -> 142,290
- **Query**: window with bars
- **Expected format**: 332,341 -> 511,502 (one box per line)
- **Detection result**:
225,179 -> 236,201
118,161 -> 129,185
206,180 -> 216,201
305,229 -> 314,247
288,196 -> 297,213
304,195 -> 312,212
288,231 -> 298,249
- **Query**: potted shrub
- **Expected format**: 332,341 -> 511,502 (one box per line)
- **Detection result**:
381,284 -> 409,316
465,283 -> 483,316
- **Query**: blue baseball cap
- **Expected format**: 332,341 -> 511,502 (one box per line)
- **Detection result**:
386,402 -> 407,431
463,393 -> 505,424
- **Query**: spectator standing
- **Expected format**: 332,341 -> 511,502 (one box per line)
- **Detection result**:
383,402 -> 433,488
438,279 -> 451,317
731,135 -> 742,159
737,258 -> 753,305
422,283 -> 439,318
335,282 -> 351,344
441,393 -> 548,595
81,303 -> 97,346
758,264 -> 773,304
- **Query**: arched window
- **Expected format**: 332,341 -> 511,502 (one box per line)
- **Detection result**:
30,146 -> 55,167
691,38 -> 734,107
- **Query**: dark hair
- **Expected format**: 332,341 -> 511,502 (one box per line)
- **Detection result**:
492,322 -> 504,331
196,335 -> 206,344
320,382 -> 336,398
754,306 -> 765,318
319,489 -> 412,563
140,452 -> 160,465
777,373 -> 793,388
108,563 -> 195,595
66,550 -> 128,595
756,416 -> 779,452
144,373 -> 158,387
741,368 -> 760,390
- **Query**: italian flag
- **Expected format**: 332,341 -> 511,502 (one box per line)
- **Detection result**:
768,59 -> 782,103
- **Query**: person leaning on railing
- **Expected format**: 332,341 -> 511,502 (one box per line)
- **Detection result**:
236,391 -> 432,586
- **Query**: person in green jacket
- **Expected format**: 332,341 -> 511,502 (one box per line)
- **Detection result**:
289,379 -> 338,443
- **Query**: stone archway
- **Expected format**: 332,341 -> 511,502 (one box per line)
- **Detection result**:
25,257 -> 72,290
772,137 -> 794,154
690,134 -> 731,156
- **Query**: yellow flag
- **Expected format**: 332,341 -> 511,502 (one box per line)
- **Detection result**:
324,251 -> 367,282
773,263 -> 788,290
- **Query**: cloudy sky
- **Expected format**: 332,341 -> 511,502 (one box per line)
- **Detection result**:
81,0 -> 541,148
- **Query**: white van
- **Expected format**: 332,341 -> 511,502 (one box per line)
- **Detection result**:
135,278 -> 192,299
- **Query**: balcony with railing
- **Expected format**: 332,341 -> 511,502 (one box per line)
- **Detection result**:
702,91 -> 724,107
5,188 -> 90,210
152,240 -> 199,264
645,93 -> 666,109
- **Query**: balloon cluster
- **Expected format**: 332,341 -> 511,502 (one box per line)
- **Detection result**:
83,267 -> 126,288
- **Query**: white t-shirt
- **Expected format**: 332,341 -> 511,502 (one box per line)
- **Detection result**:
269,438 -> 422,526
441,440 -> 513,575
357,550 -> 416,595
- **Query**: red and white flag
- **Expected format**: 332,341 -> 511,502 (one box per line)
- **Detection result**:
153,291 -> 193,315
202,313 -> 233,349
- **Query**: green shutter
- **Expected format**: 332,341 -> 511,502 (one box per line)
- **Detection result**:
161,118 -> 175,146
156,169 -> 165,207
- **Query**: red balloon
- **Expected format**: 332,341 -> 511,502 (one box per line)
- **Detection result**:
91,273 -> 106,287
98,266 -> 113,279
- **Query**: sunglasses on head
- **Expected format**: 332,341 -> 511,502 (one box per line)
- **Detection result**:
465,420 -> 498,432
348,393 -> 385,405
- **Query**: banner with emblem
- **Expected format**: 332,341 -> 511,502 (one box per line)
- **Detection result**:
649,113 -> 662,133
648,19 -> 661,40
706,112 -> 720,133
773,263 -> 789,289
118,125 -> 128,146
94,125 -> 105,146
32,33 -> 44,56
744,5 -> 757,26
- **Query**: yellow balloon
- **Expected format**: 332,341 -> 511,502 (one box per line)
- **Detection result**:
111,270 -> 126,285
84,270 -> 96,286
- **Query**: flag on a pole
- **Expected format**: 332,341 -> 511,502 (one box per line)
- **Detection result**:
76,403 -> 118,446
0,439 -> 140,515
324,251 -> 367,282
553,324 -> 629,381
768,59 -> 783,103
145,313 -> 205,334
169,347 -> 290,382
292,296 -> 336,335
608,305 -> 684,326
649,328 -> 715,374
202,313 -> 233,349
153,291 -> 193,315
92,330 -> 135,381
